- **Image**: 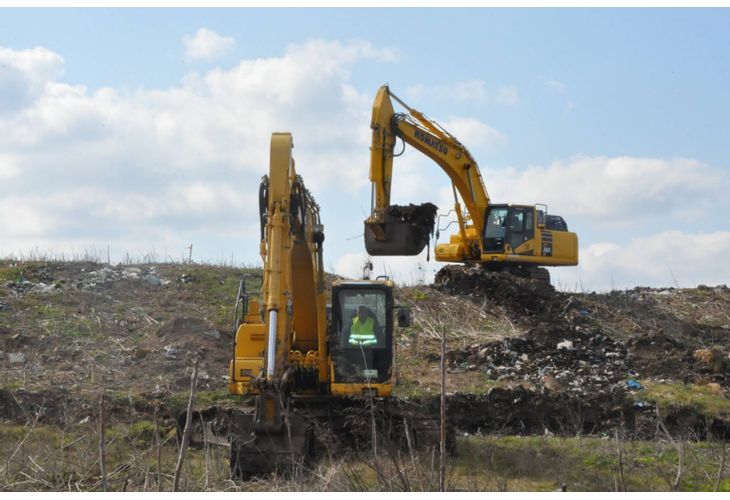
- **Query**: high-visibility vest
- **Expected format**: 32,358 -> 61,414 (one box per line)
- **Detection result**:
349,316 -> 377,345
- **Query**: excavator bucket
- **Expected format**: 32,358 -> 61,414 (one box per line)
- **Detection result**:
365,203 -> 438,256
229,409 -> 314,478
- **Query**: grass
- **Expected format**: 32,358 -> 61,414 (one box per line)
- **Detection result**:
395,357 -> 499,398
638,381 -> 730,418
2,410 -> 728,491
453,435 -> 729,492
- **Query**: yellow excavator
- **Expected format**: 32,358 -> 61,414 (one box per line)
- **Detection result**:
364,85 -> 578,282
219,133 -> 441,477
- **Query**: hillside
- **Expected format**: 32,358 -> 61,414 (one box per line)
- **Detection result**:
1,260 -> 729,491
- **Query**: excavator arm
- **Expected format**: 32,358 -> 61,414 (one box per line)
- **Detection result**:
365,85 -> 490,259
229,132 -> 327,475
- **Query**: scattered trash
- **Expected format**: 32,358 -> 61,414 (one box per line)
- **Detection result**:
7,352 -> 26,364
163,346 -> 179,359
144,275 -> 163,286
178,274 -> 195,284
632,400 -> 653,410
557,340 -> 574,350
626,379 -> 643,390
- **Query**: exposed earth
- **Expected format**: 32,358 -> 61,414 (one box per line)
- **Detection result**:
1,260 -> 729,440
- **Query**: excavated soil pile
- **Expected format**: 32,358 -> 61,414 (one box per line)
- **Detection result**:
431,265 -> 730,438
434,265 -> 630,394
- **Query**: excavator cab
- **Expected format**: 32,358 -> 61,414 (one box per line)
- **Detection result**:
329,281 -> 395,393
483,204 -> 535,254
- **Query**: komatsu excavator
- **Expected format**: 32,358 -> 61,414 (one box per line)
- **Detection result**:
364,85 -> 578,282
214,133 -> 437,477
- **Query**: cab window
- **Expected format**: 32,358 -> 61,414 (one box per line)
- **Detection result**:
337,289 -> 386,348
485,207 -> 508,239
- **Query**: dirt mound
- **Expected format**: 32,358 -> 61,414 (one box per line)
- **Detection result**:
434,265 -> 557,319
432,264 -> 730,389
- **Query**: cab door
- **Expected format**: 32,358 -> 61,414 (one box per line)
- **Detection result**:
506,207 -> 535,254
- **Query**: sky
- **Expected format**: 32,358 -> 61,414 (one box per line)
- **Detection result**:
0,8 -> 728,290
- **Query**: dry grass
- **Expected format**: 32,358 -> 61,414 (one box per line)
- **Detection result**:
3,418 -> 728,492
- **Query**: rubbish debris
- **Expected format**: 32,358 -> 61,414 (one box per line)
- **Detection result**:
178,274 -> 195,284
163,345 -> 179,359
626,379 -> 643,390
7,352 -> 26,364
557,340 -> 574,350
632,400 -> 653,411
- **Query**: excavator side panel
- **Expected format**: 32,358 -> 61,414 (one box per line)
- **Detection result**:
229,322 -> 266,395
547,229 -> 579,264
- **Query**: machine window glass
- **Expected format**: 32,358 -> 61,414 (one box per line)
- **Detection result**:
509,210 -> 524,232
485,207 -> 508,239
332,288 -> 391,383
337,289 -> 386,348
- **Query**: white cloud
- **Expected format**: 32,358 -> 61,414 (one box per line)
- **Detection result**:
553,230 -> 730,291
0,154 -> 20,179
0,39 -> 397,262
183,28 -> 236,63
441,116 -> 507,151
486,155 -> 725,222
0,46 -> 64,113
495,85 -> 519,106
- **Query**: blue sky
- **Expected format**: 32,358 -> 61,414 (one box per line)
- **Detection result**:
0,8 -> 728,289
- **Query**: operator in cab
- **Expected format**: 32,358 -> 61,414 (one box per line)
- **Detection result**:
349,305 -> 378,346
